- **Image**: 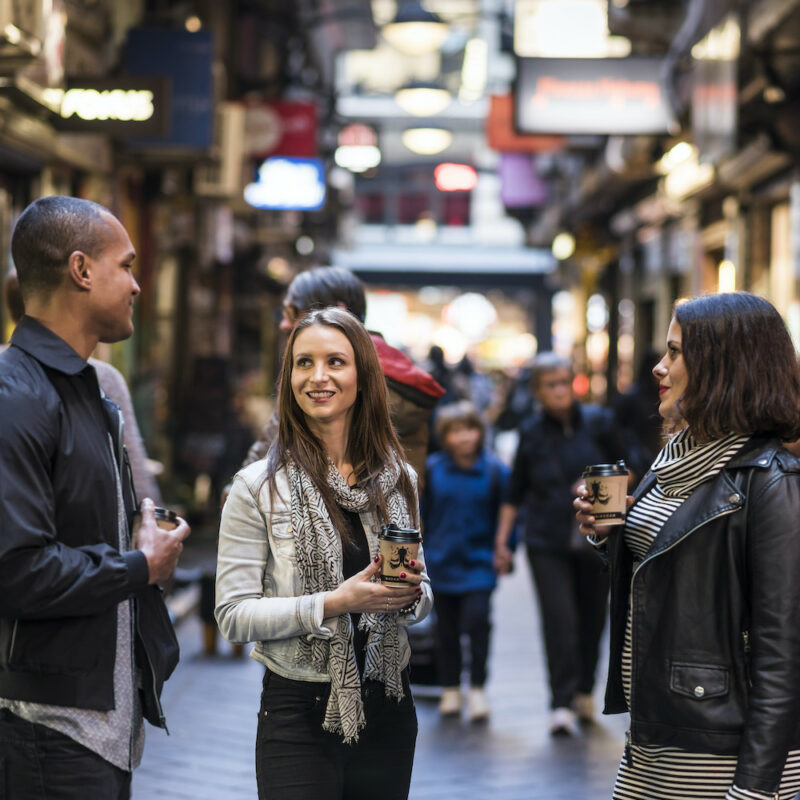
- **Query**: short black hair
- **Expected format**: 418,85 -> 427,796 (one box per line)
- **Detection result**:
285,266 -> 367,322
11,196 -> 113,300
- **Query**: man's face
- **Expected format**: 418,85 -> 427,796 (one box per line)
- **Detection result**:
86,213 -> 139,343
279,302 -> 301,333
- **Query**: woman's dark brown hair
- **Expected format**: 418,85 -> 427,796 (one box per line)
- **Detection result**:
673,292 -> 800,442
265,307 -> 418,535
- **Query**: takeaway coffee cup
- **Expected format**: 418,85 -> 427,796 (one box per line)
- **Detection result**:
378,524 -> 422,586
581,461 -> 630,526
131,505 -> 179,545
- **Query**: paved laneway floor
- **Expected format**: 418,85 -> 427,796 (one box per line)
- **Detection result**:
132,552 -> 628,799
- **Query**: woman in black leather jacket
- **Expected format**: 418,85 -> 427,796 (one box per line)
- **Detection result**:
575,292 -> 800,800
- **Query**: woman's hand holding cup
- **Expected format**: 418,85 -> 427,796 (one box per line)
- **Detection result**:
573,483 -> 634,542
324,554 -> 423,617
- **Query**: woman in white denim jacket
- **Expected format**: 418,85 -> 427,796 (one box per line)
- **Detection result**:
216,307 -> 432,800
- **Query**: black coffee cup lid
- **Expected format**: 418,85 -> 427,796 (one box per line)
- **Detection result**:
583,460 -> 629,477
154,507 -> 179,523
136,505 -> 178,524
379,524 -> 421,542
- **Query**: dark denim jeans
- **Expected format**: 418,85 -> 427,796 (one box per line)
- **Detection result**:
255,668 -> 417,800
0,709 -> 131,799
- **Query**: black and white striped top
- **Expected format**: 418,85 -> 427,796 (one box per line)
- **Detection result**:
613,428 -> 800,800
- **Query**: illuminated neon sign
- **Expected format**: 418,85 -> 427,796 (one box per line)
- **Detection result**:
60,89 -> 154,121
50,79 -> 168,136
434,163 -> 478,192
244,157 -> 326,211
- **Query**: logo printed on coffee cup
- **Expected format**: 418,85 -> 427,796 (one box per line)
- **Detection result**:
378,524 -> 421,586
582,461 -> 629,526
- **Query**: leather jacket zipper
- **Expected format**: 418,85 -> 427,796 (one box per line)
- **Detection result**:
7,619 -> 18,663
742,630 -> 753,688
627,505 -> 739,749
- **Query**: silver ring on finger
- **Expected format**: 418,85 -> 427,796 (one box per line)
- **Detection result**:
385,599 -> 390,613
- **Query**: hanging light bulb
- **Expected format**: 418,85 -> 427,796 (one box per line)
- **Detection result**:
382,2 -> 449,55
401,127 -> 453,155
395,82 -> 452,116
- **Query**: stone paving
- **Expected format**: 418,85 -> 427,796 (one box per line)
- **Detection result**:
132,552 -> 628,799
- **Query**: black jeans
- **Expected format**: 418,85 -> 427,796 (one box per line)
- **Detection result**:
433,590 -> 492,687
255,668 -> 417,800
0,708 -> 131,799
526,547 -> 609,709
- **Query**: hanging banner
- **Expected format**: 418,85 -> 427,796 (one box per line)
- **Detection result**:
487,94 -> 564,153
515,58 -> 674,135
124,28 -> 214,150
243,100 -> 318,160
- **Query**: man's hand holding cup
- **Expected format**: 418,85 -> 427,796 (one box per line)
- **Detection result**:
133,497 -> 191,586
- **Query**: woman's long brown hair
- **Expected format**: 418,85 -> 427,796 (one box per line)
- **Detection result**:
264,307 -> 418,539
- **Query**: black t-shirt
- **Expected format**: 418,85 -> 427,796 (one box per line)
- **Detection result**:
340,506 -> 371,675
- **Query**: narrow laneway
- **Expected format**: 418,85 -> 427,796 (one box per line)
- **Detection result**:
133,551 -> 628,799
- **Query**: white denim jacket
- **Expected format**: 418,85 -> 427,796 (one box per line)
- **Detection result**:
215,461 -> 433,682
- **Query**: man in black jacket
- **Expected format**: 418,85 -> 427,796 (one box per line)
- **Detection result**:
0,196 -> 190,798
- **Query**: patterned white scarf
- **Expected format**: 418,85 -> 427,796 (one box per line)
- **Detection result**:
288,457 -> 414,743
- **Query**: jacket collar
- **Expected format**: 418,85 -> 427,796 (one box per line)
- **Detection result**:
9,316 -> 88,376
631,434 -> 777,563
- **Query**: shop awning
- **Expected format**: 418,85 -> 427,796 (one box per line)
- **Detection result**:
331,243 -> 556,288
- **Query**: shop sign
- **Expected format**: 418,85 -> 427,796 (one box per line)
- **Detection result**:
515,58 -> 674,135
244,157 -> 326,211
243,100 -> 317,160
50,78 -> 168,136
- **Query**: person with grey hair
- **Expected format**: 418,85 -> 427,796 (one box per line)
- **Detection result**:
0,196 -> 190,798
494,352 -> 627,736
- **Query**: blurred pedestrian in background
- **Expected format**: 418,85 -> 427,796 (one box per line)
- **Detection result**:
575,292 -> 800,800
2,270 -> 161,503
424,344 -> 460,409
422,401 -> 509,722
0,196 -> 189,798
494,352 -> 626,736
614,346 -> 663,480
215,307 -> 433,800
240,266 -> 444,489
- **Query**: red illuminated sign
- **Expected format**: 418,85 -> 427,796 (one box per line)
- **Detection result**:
434,163 -> 478,192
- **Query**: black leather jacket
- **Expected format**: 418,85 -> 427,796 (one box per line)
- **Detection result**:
0,319 -> 177,728
602,436 -> 800,795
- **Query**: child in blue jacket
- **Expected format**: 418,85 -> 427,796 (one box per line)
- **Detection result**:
423,401 -> 509,721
